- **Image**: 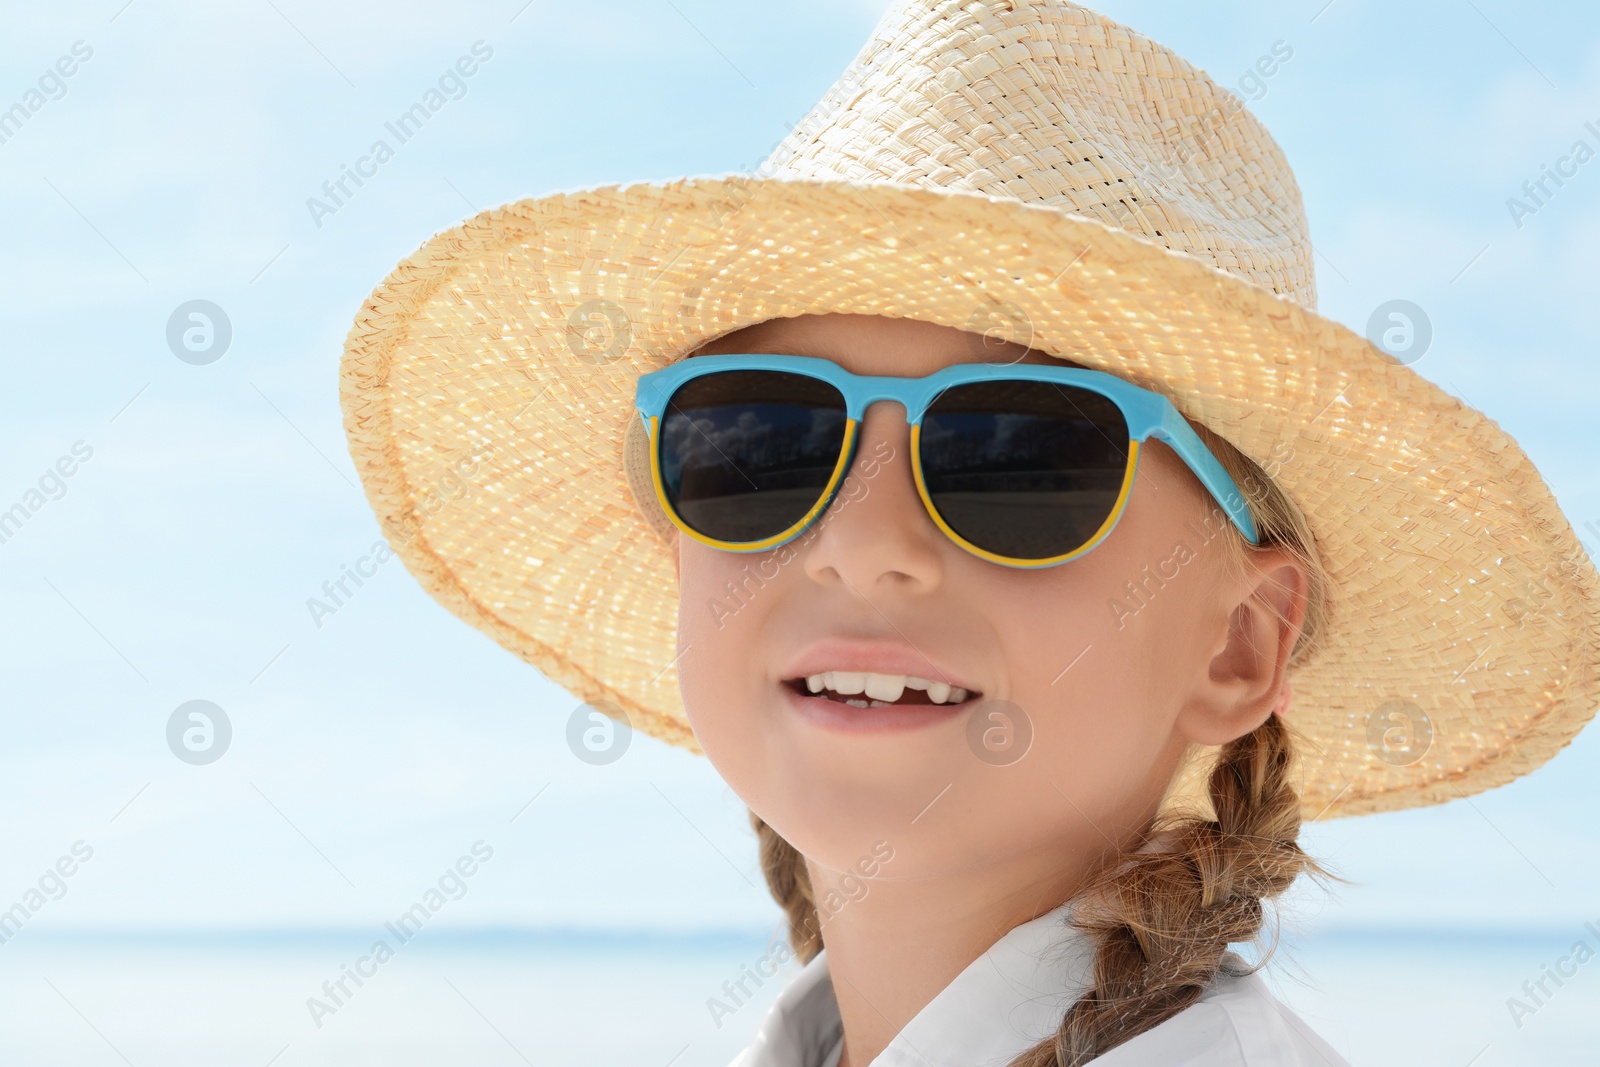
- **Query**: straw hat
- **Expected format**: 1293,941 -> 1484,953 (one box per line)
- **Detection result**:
339,0 -> 1600,819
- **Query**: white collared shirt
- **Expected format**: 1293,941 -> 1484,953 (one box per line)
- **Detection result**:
726,901 -> 1350,1067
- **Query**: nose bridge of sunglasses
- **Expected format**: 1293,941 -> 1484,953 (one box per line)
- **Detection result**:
854,393 -> 917,430
846,371 -> 968,426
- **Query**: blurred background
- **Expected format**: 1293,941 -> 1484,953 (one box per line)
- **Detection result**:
2,0 -> 1598,1064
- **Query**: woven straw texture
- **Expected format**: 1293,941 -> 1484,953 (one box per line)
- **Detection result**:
339,0 -> 1600,819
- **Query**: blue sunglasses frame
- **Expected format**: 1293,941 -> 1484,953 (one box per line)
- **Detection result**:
634,354 -> 1259,567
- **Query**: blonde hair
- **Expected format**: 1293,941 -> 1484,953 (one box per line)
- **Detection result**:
749,422 -> 1333,1064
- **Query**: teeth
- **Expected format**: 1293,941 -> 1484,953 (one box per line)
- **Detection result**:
800,671 -> 972,705
830,671 -> 866,695
864,674 -> 905,702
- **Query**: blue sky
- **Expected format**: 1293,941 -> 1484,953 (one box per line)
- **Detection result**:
1,0 -> 1598,939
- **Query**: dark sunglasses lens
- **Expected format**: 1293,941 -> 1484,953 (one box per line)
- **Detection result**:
920,380 -> 1131,560
659,370 -> 850,544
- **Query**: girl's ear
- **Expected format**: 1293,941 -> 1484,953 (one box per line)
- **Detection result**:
1176,547 -> 1309,747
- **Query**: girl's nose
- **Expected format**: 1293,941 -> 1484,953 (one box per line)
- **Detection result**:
800,402 -> 946,595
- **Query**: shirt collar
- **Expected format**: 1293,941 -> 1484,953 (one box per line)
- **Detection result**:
737,899 -> 1093,1067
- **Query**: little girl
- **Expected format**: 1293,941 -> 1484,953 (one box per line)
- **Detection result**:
339,1 -> 1600,1063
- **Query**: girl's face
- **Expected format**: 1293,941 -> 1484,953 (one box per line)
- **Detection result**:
674,313 -> 1305,891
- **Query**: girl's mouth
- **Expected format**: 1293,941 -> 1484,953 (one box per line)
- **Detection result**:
783,672 -> 979,708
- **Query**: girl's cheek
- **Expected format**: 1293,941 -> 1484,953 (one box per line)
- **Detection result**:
675,541 -> 769,752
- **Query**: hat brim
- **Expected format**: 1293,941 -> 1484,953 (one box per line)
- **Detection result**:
339,175 -> 1600,820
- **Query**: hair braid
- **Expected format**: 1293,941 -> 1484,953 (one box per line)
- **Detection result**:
750,809 -> 825,963
1009,713 -> 1317,1067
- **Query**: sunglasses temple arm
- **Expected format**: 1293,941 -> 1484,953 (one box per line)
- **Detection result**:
1152,408 -> 1262,546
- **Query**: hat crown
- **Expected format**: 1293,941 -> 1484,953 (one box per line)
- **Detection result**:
761,0 -> 1316,308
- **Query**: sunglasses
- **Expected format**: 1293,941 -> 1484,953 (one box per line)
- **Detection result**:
634,354 -> 1259,568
